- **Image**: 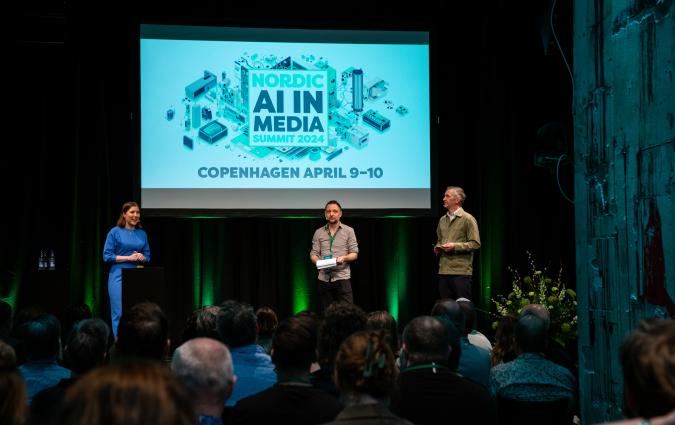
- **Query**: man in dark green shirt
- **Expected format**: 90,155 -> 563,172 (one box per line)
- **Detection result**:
433,186 -> 481,300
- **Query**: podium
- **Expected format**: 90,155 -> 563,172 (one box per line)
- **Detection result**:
121,267 -> 167,312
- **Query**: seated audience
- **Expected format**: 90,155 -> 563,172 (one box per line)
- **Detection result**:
0,341 -> 27,425
322,330 -> 413,425
29,318 -> 110,425
520,304 -> 576,374
217,300 -> 276,406
172,337 -> 236,425
491,314 -> 518,366
454,298 -> 491,388
255,306 -> 278,355
311,302 -> 367,397
490,312 -> 576,402
618,318 -> 675,421
232,315 -> 342,424
113,302 -> 170,362
56,360 -> 195,425
430,298 -> 465,370
18,314 -> 71,404
181,306 -> 220,343
456,297 -> 493,350
391,316 -> 496,425
58,304 -> 92,344
0,300 -> 26,365
366,310 -> 400,357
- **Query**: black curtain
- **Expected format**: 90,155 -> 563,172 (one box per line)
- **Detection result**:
3,2 -> 574,342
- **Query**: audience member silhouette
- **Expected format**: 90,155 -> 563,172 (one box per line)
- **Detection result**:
456,297 -> 492,350
619,318 -> 675,420
181,306 -> 220,343
255,306 -> 278,355
0,341 -> 27,425
217,300 -> 276,406
29,318 -> 110,425
56,360 -> 195,425
490,312 -> 576,402
322,330 -> 413,425
391,316 -> 496,425
311,302 -> 367,397
520,304 -> 576,373
58,304 -> 92,344
491,314 -> 518,366
453,298 -> 491,388
232,315 -> 342,425
172,337 -> 236,425
430,298 -> 464,370
114,302 -> 170,361
366,310 -> 400,358
1,300 -> 26,365
18,314 -> 71,404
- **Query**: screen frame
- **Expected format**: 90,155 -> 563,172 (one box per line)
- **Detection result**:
132,18 -> 439,218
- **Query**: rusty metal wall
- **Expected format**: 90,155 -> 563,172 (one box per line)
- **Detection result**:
573,0 -> 674,423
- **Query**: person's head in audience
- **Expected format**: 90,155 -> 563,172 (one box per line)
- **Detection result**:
11,306 -> 43,339
456,298 -> 477,336
317,302 -> 367,367
334,330 -> 397,405
401,316 -> 456,370
21,314 -> 62,361
520,304 -> 551,329
431,298 -> 465,336
217,300 -> 258,348
366,310 -> 399,355
620,318 -> 675,419
514,312 -> 548,354
256,307 -> 278,336
256,306 -> 278,354
0,300 -> 13,337
256,306 -> 277,327
271,315 -> 317,380
64,318 -> 110,375
172,337 -> 235,418
492,314 -> 518,365
60,303 -> 92,342
181,306 -> 220,343
0,341 -> 27,425
57,360 -> 194,425
430,301 -> 463,369
115,302 -> 169,360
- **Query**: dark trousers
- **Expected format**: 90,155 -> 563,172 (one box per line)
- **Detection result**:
318,278 -> 353,310
438,275 -> 472,300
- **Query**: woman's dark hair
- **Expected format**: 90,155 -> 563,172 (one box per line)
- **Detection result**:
334,330 -> 397,399
366,310 -> 399,354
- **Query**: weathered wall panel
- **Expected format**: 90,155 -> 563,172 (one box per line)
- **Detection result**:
574,0 -> 674,423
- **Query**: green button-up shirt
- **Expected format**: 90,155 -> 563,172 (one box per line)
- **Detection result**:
436,207 -> 481,275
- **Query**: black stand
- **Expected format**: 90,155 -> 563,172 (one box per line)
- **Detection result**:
121,267 -> 167,312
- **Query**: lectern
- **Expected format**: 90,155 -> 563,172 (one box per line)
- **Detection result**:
121,267 -> 167,312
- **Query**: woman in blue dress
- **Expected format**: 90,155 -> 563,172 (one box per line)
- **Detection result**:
103,201 -> 150,337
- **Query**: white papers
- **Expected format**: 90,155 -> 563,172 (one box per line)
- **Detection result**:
316,258 -> 337,270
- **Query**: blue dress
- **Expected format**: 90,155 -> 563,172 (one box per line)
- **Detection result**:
103,226 -> 150,336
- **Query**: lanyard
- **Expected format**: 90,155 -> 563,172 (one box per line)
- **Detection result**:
402,362 -> 448,373
326,226 -> 338,257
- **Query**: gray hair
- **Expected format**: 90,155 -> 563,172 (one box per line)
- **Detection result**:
446,186 -> 466,204
171,337 -> 234,401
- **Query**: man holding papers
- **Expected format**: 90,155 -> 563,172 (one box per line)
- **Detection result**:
310,200 -> 359,310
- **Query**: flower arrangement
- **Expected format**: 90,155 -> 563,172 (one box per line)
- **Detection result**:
492,252 -> 578,347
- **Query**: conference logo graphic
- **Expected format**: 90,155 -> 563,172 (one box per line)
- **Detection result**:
167,53 -> 406,164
